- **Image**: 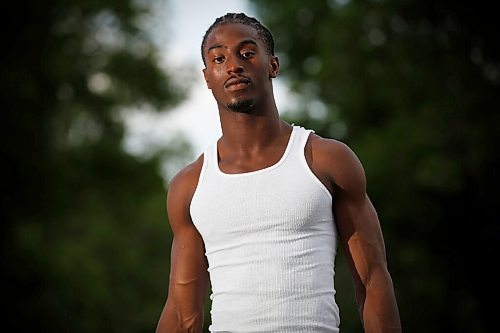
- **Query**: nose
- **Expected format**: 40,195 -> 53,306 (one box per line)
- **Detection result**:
227,57 -> 244,74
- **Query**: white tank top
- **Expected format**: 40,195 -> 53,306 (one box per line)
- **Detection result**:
190,125 -> 340,332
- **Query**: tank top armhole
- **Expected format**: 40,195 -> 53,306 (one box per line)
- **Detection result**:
298,128 -> 333,202
197,150 -> 209,188
189,147 -> 211,215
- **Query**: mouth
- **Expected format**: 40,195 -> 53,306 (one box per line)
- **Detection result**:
224,76 -> 252,90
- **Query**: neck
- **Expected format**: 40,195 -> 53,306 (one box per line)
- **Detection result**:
218,97 -> 288,151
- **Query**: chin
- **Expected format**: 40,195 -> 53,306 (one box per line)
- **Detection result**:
227,99 -> 254,113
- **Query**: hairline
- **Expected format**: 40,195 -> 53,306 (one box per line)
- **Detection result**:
201,14 -> 275,66
206,37 -> 259,54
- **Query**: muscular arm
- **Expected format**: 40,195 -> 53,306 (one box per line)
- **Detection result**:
309,137 -> 401,333
155,157 -> 209,333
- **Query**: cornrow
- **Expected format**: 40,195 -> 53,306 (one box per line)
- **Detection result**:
201,13 -> 275,65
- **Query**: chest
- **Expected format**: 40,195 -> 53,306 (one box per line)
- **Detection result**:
190,168 -> 333,246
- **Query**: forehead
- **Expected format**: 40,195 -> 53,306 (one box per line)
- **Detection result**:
204,23 -> 263,51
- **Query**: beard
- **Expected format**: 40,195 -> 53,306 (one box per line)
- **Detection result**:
227,98 -> 254,113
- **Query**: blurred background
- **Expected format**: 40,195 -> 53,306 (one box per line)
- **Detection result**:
1,0 -> 498,332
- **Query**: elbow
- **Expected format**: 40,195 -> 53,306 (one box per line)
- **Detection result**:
156,302 -> 204,333
363,265 -> 392,292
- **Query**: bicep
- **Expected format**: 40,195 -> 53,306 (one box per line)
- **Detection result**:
320,141 -> 387,284
166,176 -> 209,312
334,193 -> 387,286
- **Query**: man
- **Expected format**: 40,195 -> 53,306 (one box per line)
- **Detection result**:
155,13 -> 401,333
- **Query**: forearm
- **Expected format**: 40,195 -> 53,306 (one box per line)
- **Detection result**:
361,272 -> 401,333
156,302 -> 204,333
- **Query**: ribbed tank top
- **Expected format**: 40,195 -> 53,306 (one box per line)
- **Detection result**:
190,125 -> 340,332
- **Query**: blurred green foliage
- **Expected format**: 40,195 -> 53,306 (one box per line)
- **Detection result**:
250,0 -> 499,332
1,1 -> 191,332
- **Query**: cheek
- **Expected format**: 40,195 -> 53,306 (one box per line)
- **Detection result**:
207,66 -> 227,86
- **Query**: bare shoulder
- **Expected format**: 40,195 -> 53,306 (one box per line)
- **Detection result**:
167,154 -> 204,198
307,133 -> 354,157
166,154 -> 204,228
307,133 -> 366,195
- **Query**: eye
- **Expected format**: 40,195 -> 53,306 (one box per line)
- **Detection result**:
213,55 -> 225,64
241,51 -> 255,59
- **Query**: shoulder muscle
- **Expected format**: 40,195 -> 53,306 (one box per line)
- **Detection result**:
308,134 -> 367,198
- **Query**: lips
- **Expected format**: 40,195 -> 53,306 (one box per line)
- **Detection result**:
224,76 -> 251,89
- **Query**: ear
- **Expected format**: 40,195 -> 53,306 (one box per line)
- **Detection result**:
203,68 -> 212,89
269,55 -> 280,78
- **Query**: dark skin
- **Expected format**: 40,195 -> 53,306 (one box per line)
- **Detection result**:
155,23 -> 401,333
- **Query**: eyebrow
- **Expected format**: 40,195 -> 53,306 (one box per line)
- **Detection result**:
207,39 -> 258,53
239,39 -> 258,47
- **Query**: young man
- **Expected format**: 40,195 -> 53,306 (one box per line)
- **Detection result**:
155,13 -> 401,333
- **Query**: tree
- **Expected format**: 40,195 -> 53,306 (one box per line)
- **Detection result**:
1,1 -> 189,332
250,0 -> 500,332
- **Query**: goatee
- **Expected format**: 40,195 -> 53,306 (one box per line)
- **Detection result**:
227,99 -> 254,113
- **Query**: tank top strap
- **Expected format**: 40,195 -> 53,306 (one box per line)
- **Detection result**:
287,125 -> 314,160
197,139 -> 218,184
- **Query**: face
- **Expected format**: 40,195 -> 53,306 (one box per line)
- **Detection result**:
202,23 -> 279,113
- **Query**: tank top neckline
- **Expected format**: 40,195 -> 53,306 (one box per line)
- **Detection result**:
214,125 -> 299,177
